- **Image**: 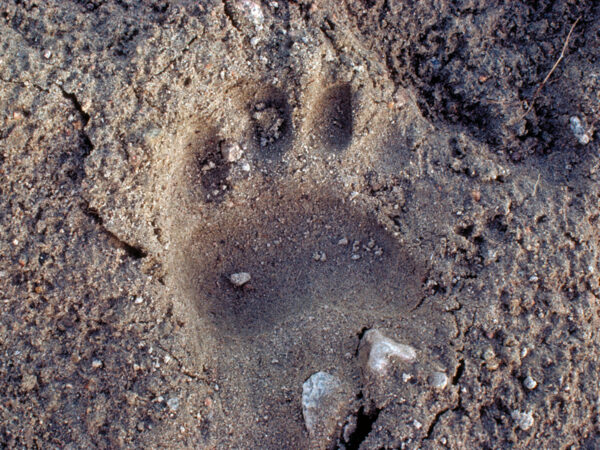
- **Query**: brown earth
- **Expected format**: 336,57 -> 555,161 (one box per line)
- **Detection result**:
1,0 -> 600,448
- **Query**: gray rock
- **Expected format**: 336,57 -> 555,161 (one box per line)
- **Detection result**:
302,372 -> 347,447
229,272 -> 251,287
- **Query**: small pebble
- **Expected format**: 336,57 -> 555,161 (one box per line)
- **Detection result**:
229,272 -> 251,286
482,348 -> 495,360
511,410 -> 534,430
337,237 -> 348,246
92,360 -> 103,369
167,397 -> 180,412
359,329 -> 416,377
429,371 -> 448,390
221,142 -> 243,162
312,251 -> 326,262
43,50 -> 52,59
570,116 -> 590,145
302,372 -> 347,443
523,376 -> 537,390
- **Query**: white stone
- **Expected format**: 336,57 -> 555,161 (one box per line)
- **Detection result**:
360,329 -> 416,376
511,410 -> 534,430
229,272 -> 251,286
92,360 -> 103,369
167,397 -> 180,412
570,116 -> 590,145
523,376 -> 537,390
221,142 -> 243,162
429,371 -> 448,390
302,372 -> 347,443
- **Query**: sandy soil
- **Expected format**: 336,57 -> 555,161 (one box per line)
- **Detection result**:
1,1 -> 600,448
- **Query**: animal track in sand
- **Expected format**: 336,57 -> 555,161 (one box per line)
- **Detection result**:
166,81 -> 429,448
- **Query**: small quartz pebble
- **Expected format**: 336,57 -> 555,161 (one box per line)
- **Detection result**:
359,329 -> 416,376
570,116 -> 590,145
429,371 -> 448,389
523,376 -> 537,390
302,372 -> 347,445
167,397 -> 180,412
221,142 -> 243,162
92,360 -> 102,369
229,272 -> 251,286
511,410 -> 534,430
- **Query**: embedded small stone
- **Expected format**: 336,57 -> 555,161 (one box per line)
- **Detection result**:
523,376 -> 537,390
312,251 -> 326,262
511,410 -> 534,430
570,116 -> 590,145
429,371 -> 448,390
302,372 -> 347,446
221,142 -> 243,162
359,329 -> 416,377
167,397 -> 180,412
229,272 -> 251,286
92,359 -> 103,369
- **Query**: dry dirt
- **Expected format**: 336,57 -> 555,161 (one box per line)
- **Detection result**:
1,1 -> 600,448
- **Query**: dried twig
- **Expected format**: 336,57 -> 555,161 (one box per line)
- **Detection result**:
521,16 -> 581,119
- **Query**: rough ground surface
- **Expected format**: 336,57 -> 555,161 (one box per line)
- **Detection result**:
1,0 -> 599,448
